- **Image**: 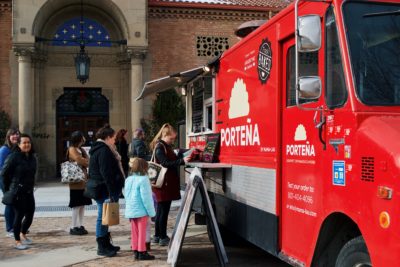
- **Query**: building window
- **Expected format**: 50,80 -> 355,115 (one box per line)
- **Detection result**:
53,17 -> 111,47
286,46 -> 319,106
197,36 -> 229,57
190,76 -> 214,133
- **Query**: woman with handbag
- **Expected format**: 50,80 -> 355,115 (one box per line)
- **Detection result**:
86,124 -> 124,257
0,128 -> 20,238
1,134 -> 36,250
149,123 -> 191,246
67,131 -> 92,235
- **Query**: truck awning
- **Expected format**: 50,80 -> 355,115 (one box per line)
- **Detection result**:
135,66 -> 206,101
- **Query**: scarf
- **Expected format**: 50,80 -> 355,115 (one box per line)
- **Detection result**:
97,139 -> 126,179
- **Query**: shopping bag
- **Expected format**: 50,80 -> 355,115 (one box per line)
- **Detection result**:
102,202 -> 120,226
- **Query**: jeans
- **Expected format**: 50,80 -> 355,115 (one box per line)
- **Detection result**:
5,205 -> 15,232
95,194 -> 119,238
1,177 -> 16,232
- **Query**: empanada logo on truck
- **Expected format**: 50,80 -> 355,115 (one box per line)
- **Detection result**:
221,78 -> 260,147
286,124 -> 315,157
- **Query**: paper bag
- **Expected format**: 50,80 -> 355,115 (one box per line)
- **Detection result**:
102,202 -> 120,226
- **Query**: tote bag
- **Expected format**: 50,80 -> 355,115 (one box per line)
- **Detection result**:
102,202 -> 120,226
148,143 -> 168,188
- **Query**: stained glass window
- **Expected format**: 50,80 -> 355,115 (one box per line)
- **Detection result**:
53,17 -> 111,47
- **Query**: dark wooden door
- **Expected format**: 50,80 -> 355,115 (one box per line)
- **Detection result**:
56,116 -> 108,175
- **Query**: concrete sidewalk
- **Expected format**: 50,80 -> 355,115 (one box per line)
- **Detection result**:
0,182 -> 181,217
0,182 -> 185,267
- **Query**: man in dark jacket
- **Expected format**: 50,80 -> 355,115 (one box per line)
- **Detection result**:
129,128 -> 150,160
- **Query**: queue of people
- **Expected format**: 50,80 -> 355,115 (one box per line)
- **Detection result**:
1,123 -> 192,261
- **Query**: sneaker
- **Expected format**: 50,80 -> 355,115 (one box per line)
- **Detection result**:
159,236 -> 170,246
6,231 -> 14,238
70,227 -> 83,236
151,236 -> 160,244
79,226 -> 88,235
138,251 -> 155,260
21,238 -> 33,245
15,243 -> 28,250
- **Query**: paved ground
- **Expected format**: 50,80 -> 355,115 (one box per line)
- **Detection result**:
0,183 -> 290,267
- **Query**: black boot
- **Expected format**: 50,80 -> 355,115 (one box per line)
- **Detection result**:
97,236 -> 116,257
133,250 -> 139,260
106,232 -> 120,252
138,251 -> 155,260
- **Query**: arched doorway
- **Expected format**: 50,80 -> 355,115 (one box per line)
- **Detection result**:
56,88 -> 109,175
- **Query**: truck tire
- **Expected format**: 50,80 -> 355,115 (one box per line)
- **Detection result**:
335,236 -> 372,267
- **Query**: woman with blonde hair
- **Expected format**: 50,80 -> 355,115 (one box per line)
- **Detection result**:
150,123 -> 191,246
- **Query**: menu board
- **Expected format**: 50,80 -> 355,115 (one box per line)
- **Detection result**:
202,133 -> 220,163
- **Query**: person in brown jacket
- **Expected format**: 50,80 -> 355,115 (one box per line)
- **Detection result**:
67,131 -> 92,235
149,123 -> 191,246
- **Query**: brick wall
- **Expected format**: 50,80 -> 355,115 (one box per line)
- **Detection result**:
148,8 -> 271,79
0,0 -> 12,115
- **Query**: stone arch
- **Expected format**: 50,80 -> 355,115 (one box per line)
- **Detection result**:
32,0 -> 130,41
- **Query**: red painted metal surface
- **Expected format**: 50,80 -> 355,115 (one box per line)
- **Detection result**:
189,1 -> 400,265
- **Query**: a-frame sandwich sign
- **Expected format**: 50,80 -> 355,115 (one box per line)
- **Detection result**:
167,167 -> 228,267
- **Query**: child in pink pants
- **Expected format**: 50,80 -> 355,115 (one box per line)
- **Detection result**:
125,158 -> 156,260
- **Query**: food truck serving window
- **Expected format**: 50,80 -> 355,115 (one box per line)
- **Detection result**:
190,76 -> 214,133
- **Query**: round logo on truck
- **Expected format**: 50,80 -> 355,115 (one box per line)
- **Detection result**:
257,38 -> 272,84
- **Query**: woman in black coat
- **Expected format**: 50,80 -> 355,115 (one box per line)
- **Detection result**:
115,129 -> 129,177
85,124 -> 124,257
1,134 -> 36,250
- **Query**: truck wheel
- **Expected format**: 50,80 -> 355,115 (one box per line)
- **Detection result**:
335,236 -> 372,267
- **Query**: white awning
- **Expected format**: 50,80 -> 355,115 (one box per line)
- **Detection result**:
135,66 -> 206,101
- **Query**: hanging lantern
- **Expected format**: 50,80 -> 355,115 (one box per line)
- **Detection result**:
74,45 -> 90,84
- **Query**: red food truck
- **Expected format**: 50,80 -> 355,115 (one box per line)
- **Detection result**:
137,0 -> 400,266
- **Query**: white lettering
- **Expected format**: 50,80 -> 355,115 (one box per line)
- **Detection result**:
246,124 -> 252,146
253,124 -> 260,146
286,144 -> 316,157
240,125 -> 246,146
220,123 -> 261,147
221,128 -> 225,145
235,126 -> 241,146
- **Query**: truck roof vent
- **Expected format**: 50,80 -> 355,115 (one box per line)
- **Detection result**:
361,157 -> 375,182
235,20 -> 266,38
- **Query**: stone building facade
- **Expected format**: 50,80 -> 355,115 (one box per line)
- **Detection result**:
0,0 -> 288,180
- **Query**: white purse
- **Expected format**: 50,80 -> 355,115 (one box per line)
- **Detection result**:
60,161 -> 85,184
148,143 -> 168,188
